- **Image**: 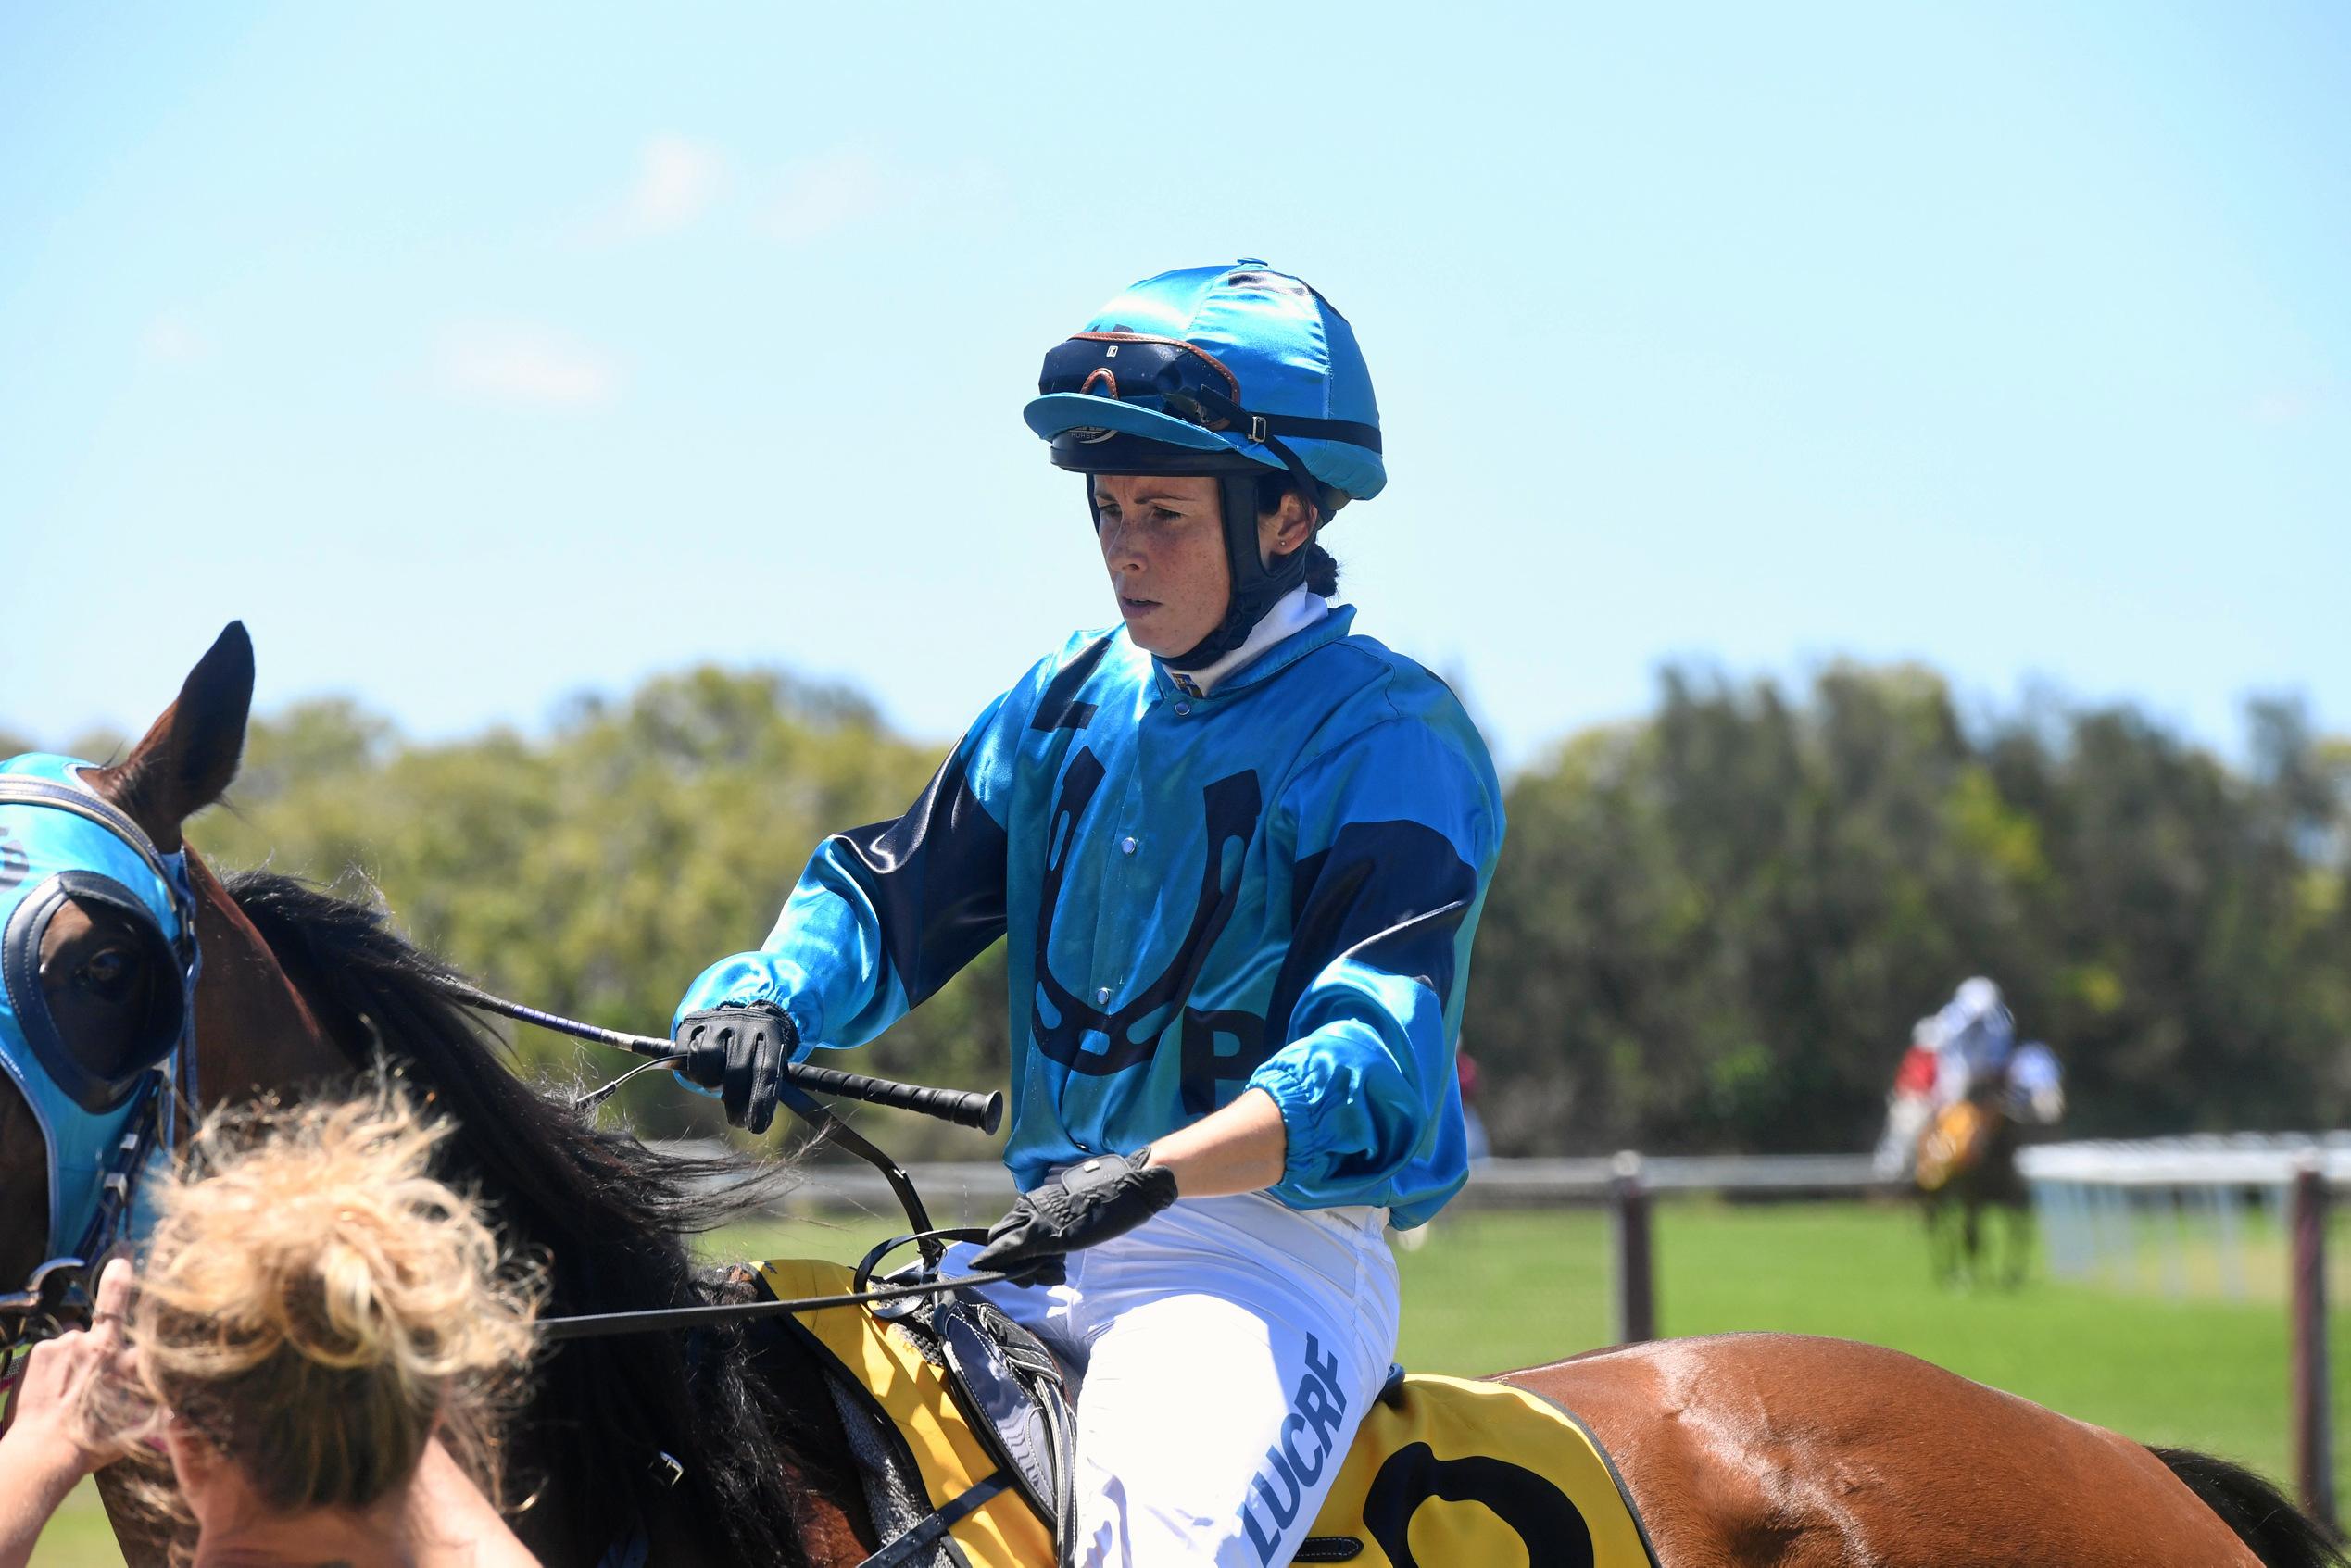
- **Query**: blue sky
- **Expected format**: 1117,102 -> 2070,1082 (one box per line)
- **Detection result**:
5,2 -> 2345,769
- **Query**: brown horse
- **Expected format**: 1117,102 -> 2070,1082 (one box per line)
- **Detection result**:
1917,1092 -> 2039,1288
5,625 -> 2336,1568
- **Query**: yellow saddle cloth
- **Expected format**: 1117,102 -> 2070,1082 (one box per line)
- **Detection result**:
760,1260 -> 1657,1568
1916,1100 -> 1991,1191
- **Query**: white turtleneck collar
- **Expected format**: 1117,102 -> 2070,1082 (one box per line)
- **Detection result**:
1163,586 -> 1330,698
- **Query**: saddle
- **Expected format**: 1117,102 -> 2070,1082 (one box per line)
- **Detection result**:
758,1260 -> 1660,1568
1916,1100 -> 1992,1191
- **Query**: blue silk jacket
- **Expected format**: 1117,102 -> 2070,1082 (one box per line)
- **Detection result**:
676,607 -> 1504,1226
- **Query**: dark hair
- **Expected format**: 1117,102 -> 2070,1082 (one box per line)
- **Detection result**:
1253,472 -> 1345,596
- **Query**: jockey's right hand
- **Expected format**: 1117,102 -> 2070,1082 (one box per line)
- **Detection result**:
673,1002 -> 794,1135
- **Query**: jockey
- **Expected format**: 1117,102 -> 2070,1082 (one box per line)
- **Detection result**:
672,259 -> 1504,1566
1931,975 -> 2015,1108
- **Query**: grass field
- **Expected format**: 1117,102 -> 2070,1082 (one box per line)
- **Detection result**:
30,1198 -> 2349,1564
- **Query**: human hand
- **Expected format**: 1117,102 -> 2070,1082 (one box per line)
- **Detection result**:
0,1257 -> 134,1486
971,1150 -> 1178,1285
673,1002 -> 794,1135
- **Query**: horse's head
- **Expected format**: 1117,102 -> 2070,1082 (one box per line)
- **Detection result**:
0,622 -> 327,1305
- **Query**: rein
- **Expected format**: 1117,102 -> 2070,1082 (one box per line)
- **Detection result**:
430,986 -> 1023,1337
539,1264 -> 1013,1341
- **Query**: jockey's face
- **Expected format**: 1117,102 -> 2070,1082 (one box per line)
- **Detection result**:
1092,474 -> 1229,658
1092,475 -> 1320,659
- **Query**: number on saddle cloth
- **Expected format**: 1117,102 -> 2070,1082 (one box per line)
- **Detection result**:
1293,1373 -> 1659,1568
761,1260 -> 1661,1567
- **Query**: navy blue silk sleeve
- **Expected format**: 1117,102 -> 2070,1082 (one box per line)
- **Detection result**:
1248,716 -> 1502,1215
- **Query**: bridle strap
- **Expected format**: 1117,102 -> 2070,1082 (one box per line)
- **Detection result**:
0,769 -> 200,1323
537,1266 -> 1019,1342
0,776 -> 178,895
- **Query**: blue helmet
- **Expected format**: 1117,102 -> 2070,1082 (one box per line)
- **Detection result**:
1026,260 -> 1385,665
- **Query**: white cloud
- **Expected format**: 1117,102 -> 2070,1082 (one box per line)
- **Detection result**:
434,321 -> 621,408
768,148 -> 893,245
622,132 -> 725,236
764,148 -> 1005,246
143,312 -> 209,363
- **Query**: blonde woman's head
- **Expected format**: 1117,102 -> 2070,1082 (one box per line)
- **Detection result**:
125,1085 -> 542,1533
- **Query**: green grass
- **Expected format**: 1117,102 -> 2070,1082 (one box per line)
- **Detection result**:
26,1481 -> 119,1568
34,1199 -> 2349,1564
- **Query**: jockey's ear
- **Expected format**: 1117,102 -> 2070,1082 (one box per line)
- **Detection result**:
97,621 -> 254,852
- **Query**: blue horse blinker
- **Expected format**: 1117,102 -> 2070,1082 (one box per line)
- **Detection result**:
0,753 -> 199,1264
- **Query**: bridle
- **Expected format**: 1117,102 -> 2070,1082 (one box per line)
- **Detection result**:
0,764 -> 201,1379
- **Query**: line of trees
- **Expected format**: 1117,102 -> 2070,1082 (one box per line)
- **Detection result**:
1473,667 -> 2349,1155
11,660 -> 2346,1158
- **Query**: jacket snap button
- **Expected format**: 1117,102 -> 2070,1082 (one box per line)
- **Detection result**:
1174,702 -> 1191,717
1096,986 -> 1112,1006
1120,836 -> 1138,855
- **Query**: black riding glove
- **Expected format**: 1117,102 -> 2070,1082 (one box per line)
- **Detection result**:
970,1149 -> 1179,1285
673,1002 -> 795,1135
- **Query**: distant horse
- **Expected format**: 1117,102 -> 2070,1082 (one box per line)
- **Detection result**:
1917,1048 -> 2066,1288
4,624 -> 2334,1568
1915,1096 -> 2030,1285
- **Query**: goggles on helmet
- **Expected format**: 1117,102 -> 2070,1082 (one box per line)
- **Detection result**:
1038,333 -> 1382,455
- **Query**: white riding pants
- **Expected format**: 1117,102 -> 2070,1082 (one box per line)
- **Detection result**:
949,1191 -> 1402,1568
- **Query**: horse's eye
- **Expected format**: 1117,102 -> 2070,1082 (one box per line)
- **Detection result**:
77,947 -> 136,1000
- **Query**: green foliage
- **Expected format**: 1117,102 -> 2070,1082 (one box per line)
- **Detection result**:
1470,664 -> 2351,1154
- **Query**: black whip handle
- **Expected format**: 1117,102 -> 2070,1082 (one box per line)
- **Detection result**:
438,981 -> 1002,1133
783,1060 -> 1003,1133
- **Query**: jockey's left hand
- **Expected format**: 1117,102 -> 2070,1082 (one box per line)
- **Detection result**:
673,1002 -> 794,1135
971,1149 -> 1178,1284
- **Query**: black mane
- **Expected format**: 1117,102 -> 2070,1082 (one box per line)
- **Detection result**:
2149,1448 -> 2348,1568
221,870 -> 821,1567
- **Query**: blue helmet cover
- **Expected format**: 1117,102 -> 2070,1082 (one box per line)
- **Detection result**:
0,753 -> 196,1260
1025,259 -> 1387,500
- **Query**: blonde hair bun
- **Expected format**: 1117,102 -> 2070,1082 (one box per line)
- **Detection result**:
132,1085 -> 543,1514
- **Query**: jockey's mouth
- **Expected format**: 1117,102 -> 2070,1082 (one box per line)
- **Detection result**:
1117,593 -> 1162,619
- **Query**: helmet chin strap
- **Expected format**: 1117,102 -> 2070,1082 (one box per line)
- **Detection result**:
1084,470 -> 1315,672
1073,431 -> 1331,671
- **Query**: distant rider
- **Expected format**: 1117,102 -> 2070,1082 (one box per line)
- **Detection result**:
672,261 -> 1503,1566
1931,975 -> 2016,1109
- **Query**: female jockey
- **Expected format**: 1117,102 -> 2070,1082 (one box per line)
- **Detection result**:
672,259 -> 1504,1566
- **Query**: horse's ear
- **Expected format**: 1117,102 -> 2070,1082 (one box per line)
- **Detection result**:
97,621 -> 255,852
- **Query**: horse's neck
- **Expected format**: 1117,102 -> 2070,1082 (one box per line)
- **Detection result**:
185,852 -> 346,1098
185,857 -> 872,1568
742,1307 -> 881,1565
